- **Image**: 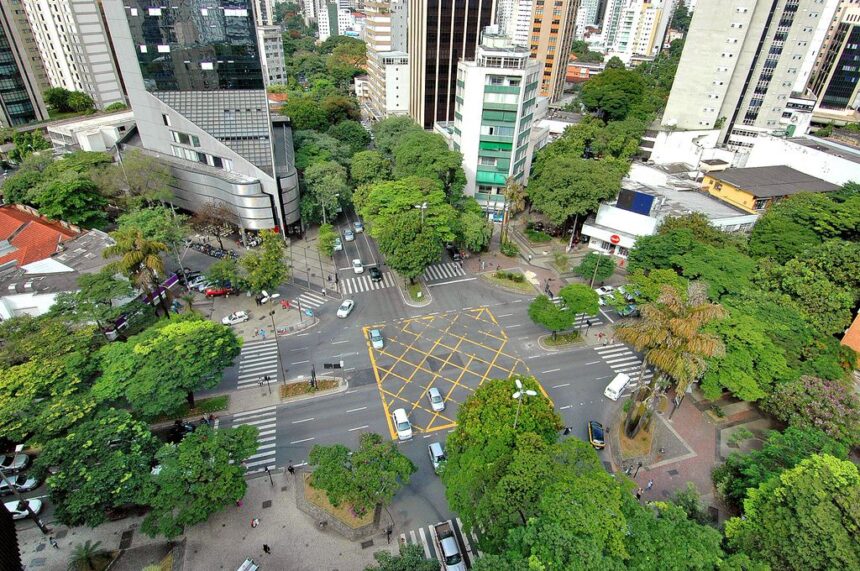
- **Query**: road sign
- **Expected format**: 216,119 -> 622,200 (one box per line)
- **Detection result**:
610,234 -> 621,244
304,308 -> 314,317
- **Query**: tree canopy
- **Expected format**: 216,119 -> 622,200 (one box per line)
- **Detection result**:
528,295 -> 576,339
392,130 -> 466,200
238,229 -> 289,293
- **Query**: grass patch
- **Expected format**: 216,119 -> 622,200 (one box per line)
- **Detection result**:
553,251 -> 570,272
407,281 -> 426,302
280,379 -> 339,399
543,331 -> 582,346
154,395 -> 229,423
482,271 -> 534,293
525,228 -> 552,243
304,474 -> 375,529
619,420 -> 654,460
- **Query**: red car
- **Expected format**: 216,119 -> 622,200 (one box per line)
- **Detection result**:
204,286 -> 234,298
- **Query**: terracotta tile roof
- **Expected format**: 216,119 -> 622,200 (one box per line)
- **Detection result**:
842,312 -> 860,367
0,207 -> 78,267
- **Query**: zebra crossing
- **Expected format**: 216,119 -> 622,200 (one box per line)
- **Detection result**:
341,271 -> 396,294
594,343 -> 654,394
290,290 -> 327,310
231,405 -> 278,474
399,518 -> 482,565
422,262 -> 466,282
236,338 -> 280,390
550,296 -> 604,331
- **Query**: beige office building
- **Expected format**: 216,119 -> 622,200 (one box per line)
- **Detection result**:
528,0 -> 579,102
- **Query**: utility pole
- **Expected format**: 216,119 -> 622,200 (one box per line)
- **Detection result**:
0,454 -> 50,535
589,251 -> 603,288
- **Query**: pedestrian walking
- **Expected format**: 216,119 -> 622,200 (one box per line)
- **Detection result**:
251,518 -> 260,528
49,537 -> 59,549
263,544 -> 271,554
646,480 -> 654,491
287,465 -> 295,475
527,254 -> 532,263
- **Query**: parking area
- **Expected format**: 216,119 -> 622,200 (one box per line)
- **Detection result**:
364,308 -> 533,439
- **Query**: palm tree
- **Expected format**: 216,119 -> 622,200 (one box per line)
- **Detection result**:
180,292 -> 196,313
614,282 -> 726,437
67,540 -> 111,571
103,227 -> 171,318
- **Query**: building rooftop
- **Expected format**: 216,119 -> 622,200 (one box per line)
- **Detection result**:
46,110 -> 135,136
786,136 -> 860,166
709,165 -> 841,198
0,206 -> 79,268
841,312 -> 860,368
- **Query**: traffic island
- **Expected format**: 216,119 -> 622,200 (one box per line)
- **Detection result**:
478,269 -> 536,295
537,331 -> 584,350
280,376 -> 347,403
296,473 -> 380,541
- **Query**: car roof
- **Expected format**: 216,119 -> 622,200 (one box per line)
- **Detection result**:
428,442 -> 444,454
429,387 -> 441,396
370,328 -> 380,335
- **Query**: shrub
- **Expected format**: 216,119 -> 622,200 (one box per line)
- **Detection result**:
525,228 -> 552,243
500,241 -> 519,257
727,427 -> 755,447
494,270 -> 525,283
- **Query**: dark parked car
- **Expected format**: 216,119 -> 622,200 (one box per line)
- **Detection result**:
369,266 -> 383,282
588,421 -> 605,449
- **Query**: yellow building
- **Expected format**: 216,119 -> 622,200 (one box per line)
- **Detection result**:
702,166 -> 841,214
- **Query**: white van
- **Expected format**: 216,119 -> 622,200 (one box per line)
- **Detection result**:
392,408 -> 412,441
604,372 -> 631,401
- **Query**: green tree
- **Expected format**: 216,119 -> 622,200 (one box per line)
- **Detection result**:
95,314 -> 242,415
317,223 -> 338,257
33,409 -> 159,527
580,68 -> 646,121
670,3 -> 692,33
283,94 -> 329,130
327,120 -> 371,154
570,40 -> 605,63
67,540 -> 112,571
141,425 -> 259,538
238,229 -> 289,293
293,130 -> 352,170
725,454 -> 860,570
350,150 -> 391,186
455,201 -> 492,252
372,116 -> 423,156
763,375 -> 860,446
672,242 -> 756,299
205,259 -> 240,286
321,94 -> 360,124
614,268 -> 687,305
573,251 -> 616,283
117,207 -> 187,249
1,170 -> 43,204
105,102 -> 128,112
392,130 -> 466,200
103,226 -> 171,317
628,228 -> 700,272
106,149 -> 173,208
309,432 -> 416,517
528,294 -> 576,339
27,174 -> 107,227
9,131 -> 51,162
304,160 -> 351,224
614,282 -> 726,436
50,269 -> 134,335
67,91 -> 95,113
374,210 -> 442,282
713,427 -> 849,512
365,544 -> 438,571
43,87 -> 72,112
558,283 -> 600,316
528,156 -> 625,226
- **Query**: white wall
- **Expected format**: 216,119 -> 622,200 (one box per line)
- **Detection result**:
595,204 -> 659,236
648,129 -> 720,165
0,292 -> 59,319
743,135 -> 860,185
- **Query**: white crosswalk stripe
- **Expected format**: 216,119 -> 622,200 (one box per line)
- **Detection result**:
291,291 -> 327,309
550,296 -> 604,330
398,518 -> 482,565
594,343 -> 654,394
341,271 -> 396,294
236,338 -> 279,390
422,262 -> 466,282
230,406 -> 278,474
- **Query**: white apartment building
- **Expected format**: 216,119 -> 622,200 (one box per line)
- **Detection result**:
299,0 -> 317,25
257,26 -> 287,86
507,0 -> 532,47
317,0 -> 361,41
662,0 -> 822,149
443,29 -> 541,216
365,0 -> 408,119
22,0 -> 125,110
253,0 -> 276,25
575,0 -> 602,40
603,0 -> 672,63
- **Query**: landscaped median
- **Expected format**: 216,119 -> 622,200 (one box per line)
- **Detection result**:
280,378 -> 341,399
538,331 -> 583,349
479,269 -> 536,294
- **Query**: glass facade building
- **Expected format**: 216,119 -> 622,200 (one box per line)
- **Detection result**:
0,3 -> 46,126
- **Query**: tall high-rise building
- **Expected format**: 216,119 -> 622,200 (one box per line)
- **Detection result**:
253,0 -> 276,25
508,0 -> 534,46
808,0 -> 860,113
258,26 -> 287,86
574,0 -> 601,39
603,0 -> 673,63
662,0 -> 821,148
102,0 -> 300,233
0,0 -> 47,126
449,28 -> 541,215
408,0 -> 493,129
529,0 -> 580,101
22,0 -> 125,110
366,0 -> 410,119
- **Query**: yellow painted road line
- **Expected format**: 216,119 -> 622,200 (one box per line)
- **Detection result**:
364,325 -> 397,440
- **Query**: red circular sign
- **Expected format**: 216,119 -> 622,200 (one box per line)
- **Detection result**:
610,234 -> 621,244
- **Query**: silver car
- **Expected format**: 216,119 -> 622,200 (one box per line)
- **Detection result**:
344,229 -> 355,242
0,473 -> 40,495
0,453 -> 29,473
427,387 -> 445,412
336,299 -> 355,318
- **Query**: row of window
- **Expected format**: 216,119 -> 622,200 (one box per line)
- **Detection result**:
132,7 -> 249,17
171,145 -> 233,171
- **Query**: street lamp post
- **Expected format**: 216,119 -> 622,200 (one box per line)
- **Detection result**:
414,202 -> 428,227
589,251 -> 604,288
512,378 -> 537,430
269,310 -> 285,387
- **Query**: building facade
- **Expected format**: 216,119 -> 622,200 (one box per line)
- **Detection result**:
253,0 -> 276,25
257,25 -> 287,86
365,0 -> 409,119
574,0 -> 601,39
0,0 -> 48,126
808,0 -> 860,113
447,29 -> 540,215
102,0 -> 300,233
702,165 -> 840,213
408,0 -> 493,129
508,0 -> 533,46
601,0 -> 673,63
529,0 -> 579,102
662,0 -> 821,149
22,0 -> 126,110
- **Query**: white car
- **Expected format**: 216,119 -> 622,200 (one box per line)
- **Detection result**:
336,299 -> 355,318
0,473 -> 40,496
427,387 -> 445,412
344,229 -> 355,242
353,220 -> 364,233
352,259 -> 364,274
187,275 -> 208,290
221,311 -> 250,325
0,453 -> 29,473
369,328 -> 384,349
594,285 -> 615,297
333,237 -> 343,252
4,499 -> 42,520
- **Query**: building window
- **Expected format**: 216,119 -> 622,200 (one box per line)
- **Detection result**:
162,114 -> 171,126
753,198 -> 769,210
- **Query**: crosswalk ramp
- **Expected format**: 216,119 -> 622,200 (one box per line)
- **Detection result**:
231,405 -> 278,474
594,343 -> 654,393
399,518 -> 482,566
291,291 -> 327,309
422,262 -> 466,282
341,271 -> 396,294
236,338 -> 280,390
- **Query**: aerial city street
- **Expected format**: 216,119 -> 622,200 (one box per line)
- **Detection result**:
1,1 -> 859,570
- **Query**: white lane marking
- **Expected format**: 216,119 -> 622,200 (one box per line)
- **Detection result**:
346,406 -> 367,413
542,368 -> 561,374
289,347 -> 308,352
560,405 -> 572,410
586,360 -> 602,365
599,308 -> 615,323
348,425 -> 369,432
427,277 -> 477,287
290,437 -> 315,444
507,324 -> 522,328
231,405 -> 278,418
297,332 -> 310,336
552,383 -> 570,388
291,417 -> 315,424
332,340 -> 349,345
291,359 -> 310,365
497,313 -> 514,317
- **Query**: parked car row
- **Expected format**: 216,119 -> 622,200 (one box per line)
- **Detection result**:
594,284 -> 639,316
1,452 -> 44,520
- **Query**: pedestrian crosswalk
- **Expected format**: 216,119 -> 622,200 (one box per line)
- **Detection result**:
291,291 -> 327,310
423,262 -> 466,282
594,343 -> 654,393
236,338 -> 280,390
399,518 -> 482,565
550,296 -> 605,330
231,405 -> 278,474
341,271 -> 396,294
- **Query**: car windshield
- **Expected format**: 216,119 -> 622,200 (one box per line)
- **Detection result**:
341,302 -> 350,310
431,394 -> 442,403
592,423 -> 604,441
445,553 -> 462,565
397,421 -> 409,430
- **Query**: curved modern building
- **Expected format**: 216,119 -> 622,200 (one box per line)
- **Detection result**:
102,0 -> 300,234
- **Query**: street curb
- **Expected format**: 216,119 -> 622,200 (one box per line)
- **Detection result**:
395,276 -> 432,308
477,270 -> 538,296
276,315 -> 320,337
536,333 -> 586,352
279,376 -> 349,405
